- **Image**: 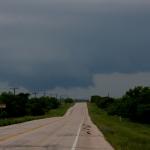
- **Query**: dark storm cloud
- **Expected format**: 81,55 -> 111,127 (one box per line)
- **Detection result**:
0,0 -> 150,89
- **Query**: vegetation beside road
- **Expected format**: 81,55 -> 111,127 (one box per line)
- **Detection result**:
46,102 -> 74,117
91,86 -> 150,124
88,103 -> 150,150
0,92 -> 74,126
0,102 -> 73,127
88,86 -> 150,150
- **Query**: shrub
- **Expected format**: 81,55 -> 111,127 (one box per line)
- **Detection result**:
64,98 -> 74,103
91,86 -> 150,124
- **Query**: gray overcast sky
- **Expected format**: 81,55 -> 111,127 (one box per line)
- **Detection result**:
0,0 -> 150,98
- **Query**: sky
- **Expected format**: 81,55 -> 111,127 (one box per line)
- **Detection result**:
0,0 -> 150,98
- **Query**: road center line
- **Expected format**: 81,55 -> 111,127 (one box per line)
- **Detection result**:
71,120 -> 83,150
0,118 -> 62,143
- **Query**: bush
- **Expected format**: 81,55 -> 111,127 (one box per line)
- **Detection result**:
64,98 -> 74,103
0,92 -> 61,118
91,86 -> 150,124
136,104 -> 150,123
26,97 -> 61,116
91,96 -> 101,103
91,95 -> 114,110
0,92 -> 29,117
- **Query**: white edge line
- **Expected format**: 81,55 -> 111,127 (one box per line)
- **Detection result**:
71,121 -> 83,150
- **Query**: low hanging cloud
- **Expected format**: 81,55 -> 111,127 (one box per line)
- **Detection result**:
48,72 -> 150,98
0,0 -> 150,95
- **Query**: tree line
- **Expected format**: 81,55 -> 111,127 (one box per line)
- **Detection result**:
91,86 -> 150,124
0,92 -> 74,118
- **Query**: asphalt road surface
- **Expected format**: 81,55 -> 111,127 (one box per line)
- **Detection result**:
0,103 -> 114,150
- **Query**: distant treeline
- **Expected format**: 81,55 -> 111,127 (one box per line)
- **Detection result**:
0,92 -> 74,118
91,86 -> 150,124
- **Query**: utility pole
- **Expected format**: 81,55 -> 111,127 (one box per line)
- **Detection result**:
108,92 -> 109,97
10,87 -> 18,95
32,92 -> 38,98
55,93 -> 58,99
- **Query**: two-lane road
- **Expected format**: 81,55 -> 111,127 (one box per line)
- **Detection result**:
0,103 -> 113,150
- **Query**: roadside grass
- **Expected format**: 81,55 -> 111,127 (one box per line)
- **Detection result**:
0,103 -> 74,127
88,103 -> 150,150
47,103 -> 74,117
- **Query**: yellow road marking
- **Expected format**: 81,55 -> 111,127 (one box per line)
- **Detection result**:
0,119 -> 62,142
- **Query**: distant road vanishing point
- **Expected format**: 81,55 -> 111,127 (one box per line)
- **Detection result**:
0,103 -> 113,150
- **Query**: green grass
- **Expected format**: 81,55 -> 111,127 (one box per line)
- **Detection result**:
0,103 -> 74,127
47,103 -> 74,117
88,103 -> 150,150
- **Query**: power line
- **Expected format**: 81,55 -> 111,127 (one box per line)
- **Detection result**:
32,92 -> 38,98
10,87 -> 19,95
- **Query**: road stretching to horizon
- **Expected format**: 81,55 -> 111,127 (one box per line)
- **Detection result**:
0,103 -> 113,150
